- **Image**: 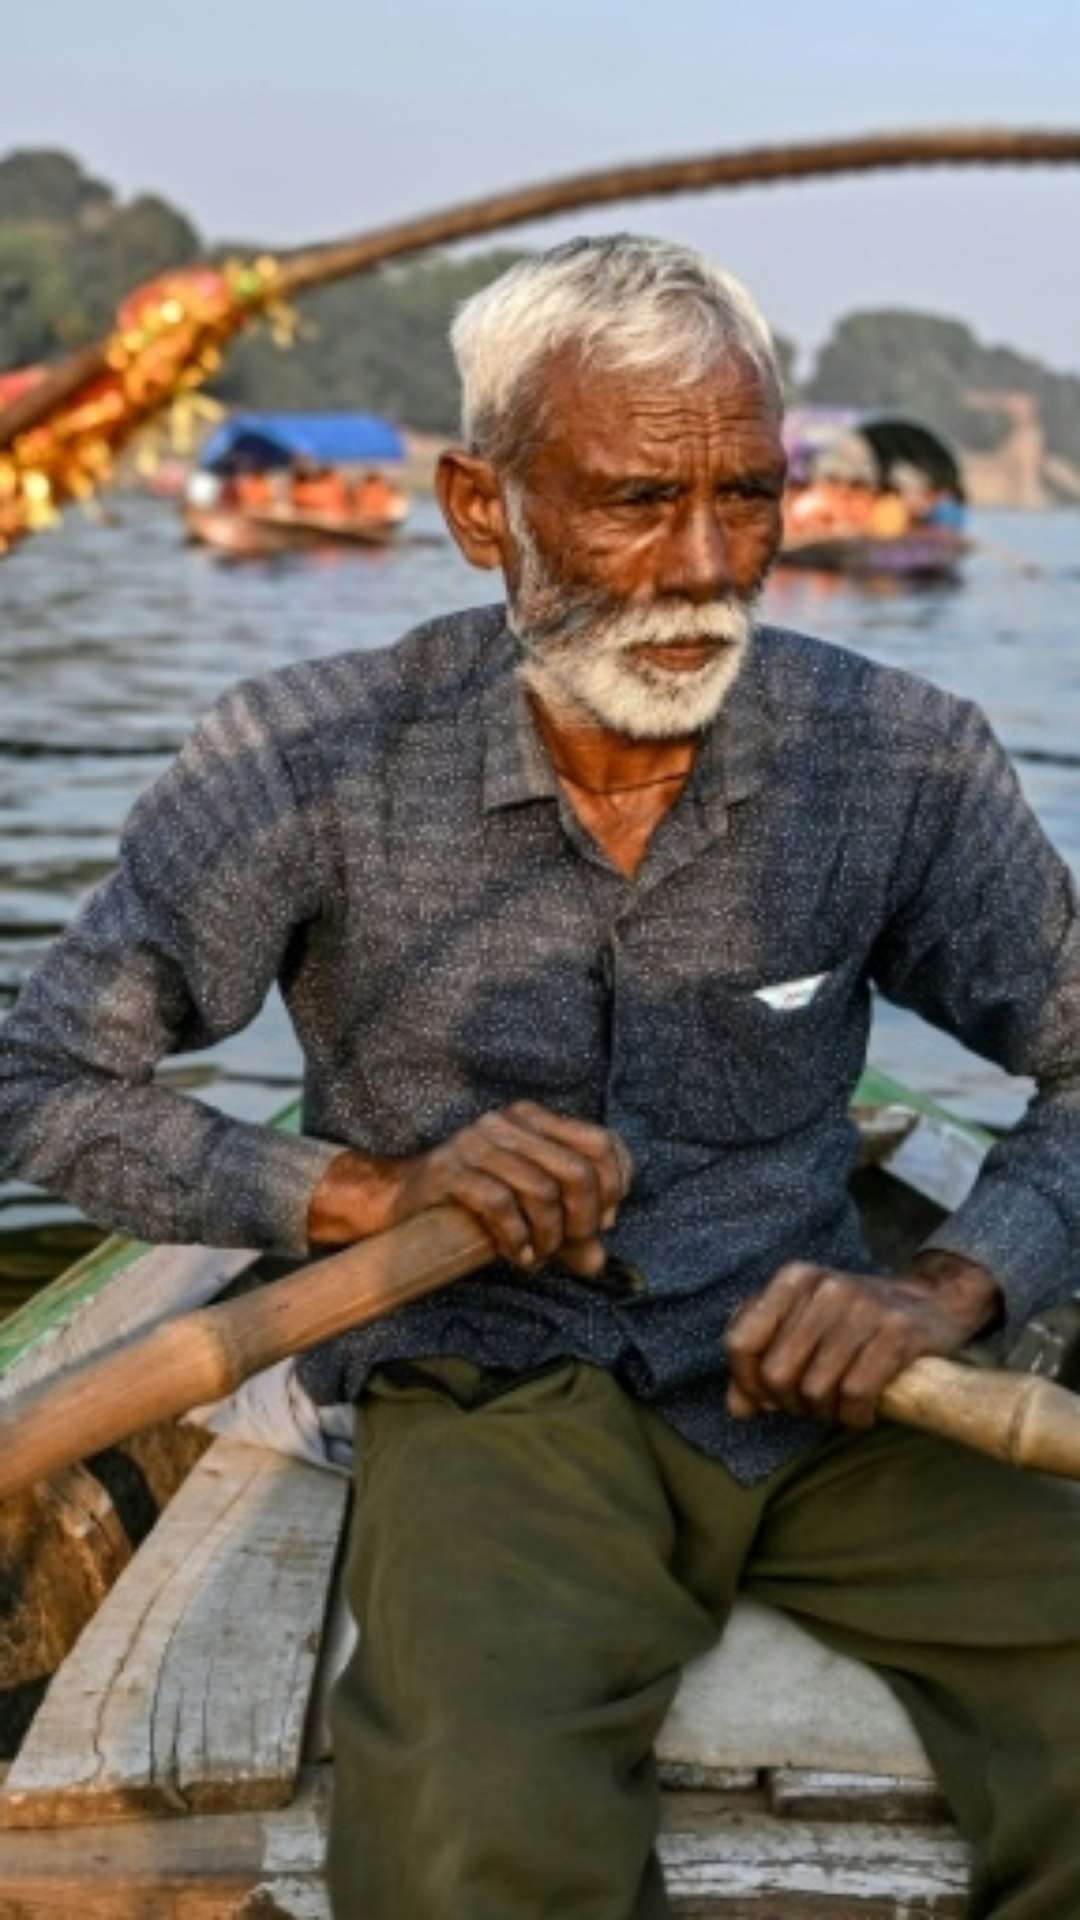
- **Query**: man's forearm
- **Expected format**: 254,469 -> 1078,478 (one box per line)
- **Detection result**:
904,1249 -> 1004,1340
306,1150 -> 408,1246
0,1043 -> 342,1255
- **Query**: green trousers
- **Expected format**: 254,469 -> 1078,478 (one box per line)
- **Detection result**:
328,1359 -> 1080,1918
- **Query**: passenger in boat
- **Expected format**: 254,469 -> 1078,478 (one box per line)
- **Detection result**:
290,462 -> 349,519
353,468 -> 396,521
868,485 -> 911,538
5,235 -> 1080,1919
784,476 -> 837,532
784,475 -> 873,539
235,471 -> 273,512
925,487 -> 967,531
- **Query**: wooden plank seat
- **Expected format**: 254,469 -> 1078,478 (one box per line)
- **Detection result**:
0,1768 -> 971,1916
0,1240 -> 268,1759
305,1582 -> 945,1782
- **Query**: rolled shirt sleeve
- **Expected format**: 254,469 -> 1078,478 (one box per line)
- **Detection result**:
0,683 -> 343,1254
872,699 -> 1080,1336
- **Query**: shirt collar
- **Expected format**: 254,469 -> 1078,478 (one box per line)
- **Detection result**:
691,633 -> 775,815
480,611 -> 775,817
481,623 -> 559,813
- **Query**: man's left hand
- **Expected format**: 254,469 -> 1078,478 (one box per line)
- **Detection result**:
724,1252 -> 1002,1428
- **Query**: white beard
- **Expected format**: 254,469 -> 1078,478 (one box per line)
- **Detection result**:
505,501 -> 757,739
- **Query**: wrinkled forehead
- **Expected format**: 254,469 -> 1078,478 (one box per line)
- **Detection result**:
526,343 -> 784,479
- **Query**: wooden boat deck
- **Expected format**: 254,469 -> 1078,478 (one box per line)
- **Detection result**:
0,1767 -> 971,1916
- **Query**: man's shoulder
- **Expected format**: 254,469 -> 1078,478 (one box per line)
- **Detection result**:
214,603 -> 509,756
752,622 -> 973,747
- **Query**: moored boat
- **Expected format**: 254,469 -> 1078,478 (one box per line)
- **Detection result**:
184,500 -> 405,556
182,410 -> 410,556
779,408 -> 970,581
0,1069 -> 1076,1914
779,524 -> 969,581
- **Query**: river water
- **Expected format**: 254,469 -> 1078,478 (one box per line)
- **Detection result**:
1,495 -> 1078,1307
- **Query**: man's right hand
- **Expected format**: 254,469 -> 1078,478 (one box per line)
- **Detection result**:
306,1101 -> 630,1279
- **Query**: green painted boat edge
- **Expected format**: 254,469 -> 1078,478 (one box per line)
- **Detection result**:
0,1097 -> 303,1377
0,1075 -> 989,1379
854,1067 -> 993,1149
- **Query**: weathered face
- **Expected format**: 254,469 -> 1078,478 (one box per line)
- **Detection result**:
500,347 -> 785,735
510,344 -> 785,608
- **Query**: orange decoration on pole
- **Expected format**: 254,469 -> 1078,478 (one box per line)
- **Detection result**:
1,126 -> 1078,554
0,259 -> 283,554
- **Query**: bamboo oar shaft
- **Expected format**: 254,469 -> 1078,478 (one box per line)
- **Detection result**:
0,1203 -> 492,1504
2,1201 -> 1080,1501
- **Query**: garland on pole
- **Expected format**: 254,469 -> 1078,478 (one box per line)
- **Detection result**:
0,257 -> 293,554
1,125 -> 1078,556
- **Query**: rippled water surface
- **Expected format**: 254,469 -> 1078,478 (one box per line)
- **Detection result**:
2,495 -> 1079,1303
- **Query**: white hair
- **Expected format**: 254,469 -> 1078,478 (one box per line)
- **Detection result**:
451,234 -> 781,469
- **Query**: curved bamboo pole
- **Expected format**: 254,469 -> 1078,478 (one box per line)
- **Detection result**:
279,126 -> 1080,300
2,125 -> 1079,452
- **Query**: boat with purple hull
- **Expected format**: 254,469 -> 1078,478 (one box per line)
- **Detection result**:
779,408 -> 969,581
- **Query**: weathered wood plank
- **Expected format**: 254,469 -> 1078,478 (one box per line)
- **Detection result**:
0,1441 -> 347,1827
0,1768 -> 971,1917
661,1794 -> 969,1915
767,1767 -> 951,1825
0,1462 -> 137,1753
660,1762 -> 760,1797
0,1766 -> 329,1918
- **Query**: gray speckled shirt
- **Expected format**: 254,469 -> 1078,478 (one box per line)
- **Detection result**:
4,605 -> 1080,1482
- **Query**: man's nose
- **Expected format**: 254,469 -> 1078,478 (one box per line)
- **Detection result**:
655,502 -> 731,602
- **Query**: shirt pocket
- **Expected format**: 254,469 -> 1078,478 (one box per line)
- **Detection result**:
664,955 -> 869,1146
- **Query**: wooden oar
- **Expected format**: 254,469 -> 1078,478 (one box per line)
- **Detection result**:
0,1201 -> 1079,1501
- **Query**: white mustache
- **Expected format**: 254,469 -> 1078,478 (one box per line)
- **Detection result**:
527,593 -> 753,660
599,603 -> 750,654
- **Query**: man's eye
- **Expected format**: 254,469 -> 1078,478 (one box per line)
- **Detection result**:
616,492 -> 670,509
725,482 -> 780,503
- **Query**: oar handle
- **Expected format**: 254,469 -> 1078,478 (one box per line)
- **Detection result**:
880,1354 -> 1080,1477
2,1183 -> 1080,1502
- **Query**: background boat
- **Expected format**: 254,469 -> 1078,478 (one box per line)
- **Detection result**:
183,410 -> 410,555
780,407 -> 970,580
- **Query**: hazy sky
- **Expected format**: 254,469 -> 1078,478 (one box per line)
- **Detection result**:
7,0 -> 1079,373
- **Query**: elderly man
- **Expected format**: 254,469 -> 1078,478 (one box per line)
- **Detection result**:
3,236 -> 1080,1918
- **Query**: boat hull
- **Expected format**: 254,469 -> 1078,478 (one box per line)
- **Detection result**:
183,505 -> 404,556
777,529 -> 969,580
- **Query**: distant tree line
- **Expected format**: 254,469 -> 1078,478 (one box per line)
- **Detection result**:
2,147 -> 1078,479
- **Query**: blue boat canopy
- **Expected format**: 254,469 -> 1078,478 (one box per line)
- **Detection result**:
199,412 -> 405,473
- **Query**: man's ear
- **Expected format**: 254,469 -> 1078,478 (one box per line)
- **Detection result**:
435,449 -> 508,571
